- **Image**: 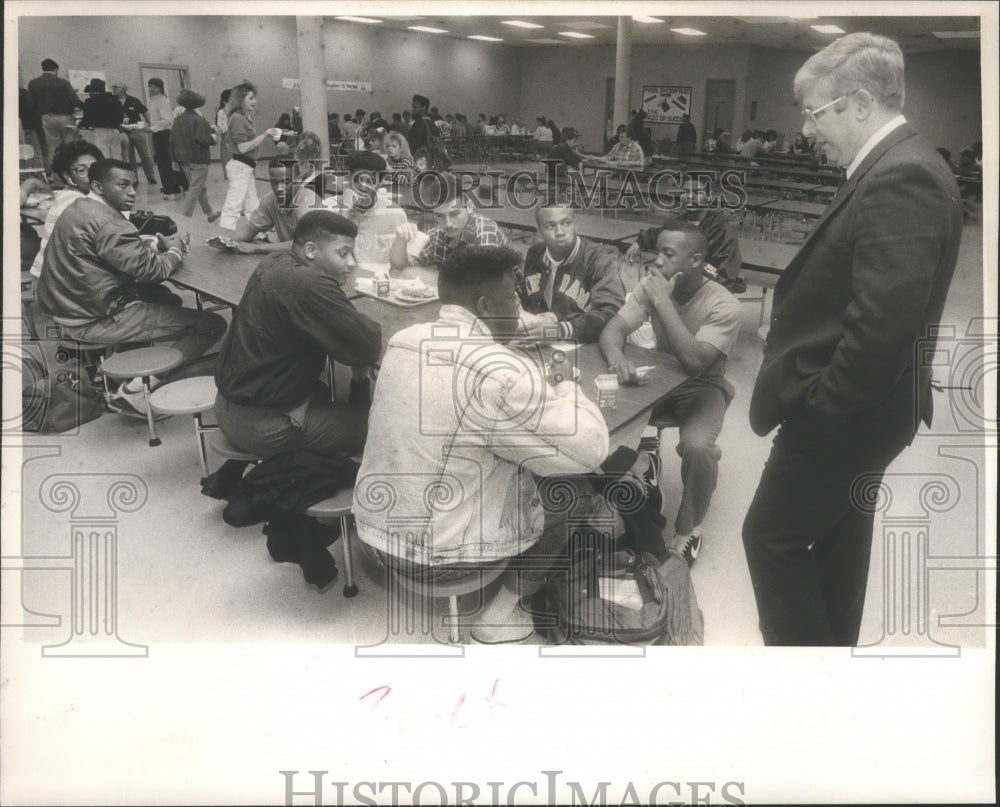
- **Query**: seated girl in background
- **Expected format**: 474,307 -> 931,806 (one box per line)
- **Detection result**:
385,131 -> 414,185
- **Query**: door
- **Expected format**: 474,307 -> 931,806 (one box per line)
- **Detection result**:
703,79 -> 736,144
139,64 -> 189,106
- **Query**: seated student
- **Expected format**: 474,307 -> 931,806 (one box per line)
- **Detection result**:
353,245 -> 610,643
739,130 -> 764,159
29,140 -> 104,279
516,204 -> 625,343
384,131 -> 414,185
547,127 -> 585,175
626,176 -> 746,293
214,210 -> 380,458
287,130 -> 326,199
600,221 -> 740,567
389,173 -> 509,271
228,157 -> 319,254
601,125 -> 646,166
36,158 -> 227,413
333,151 -> 409,268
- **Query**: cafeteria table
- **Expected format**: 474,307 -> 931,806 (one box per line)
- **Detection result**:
757,199 -> 828,218
167,244 -> 261,308
352,292 -> 688,436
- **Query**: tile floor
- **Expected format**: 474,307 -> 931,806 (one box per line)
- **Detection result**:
9,167 -> 990,650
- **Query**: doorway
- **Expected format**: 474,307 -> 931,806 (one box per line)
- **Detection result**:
703,79 -> 736,145
139,63 -> 189,105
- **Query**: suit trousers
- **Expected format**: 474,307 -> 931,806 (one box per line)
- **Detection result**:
741,386 -> 918,646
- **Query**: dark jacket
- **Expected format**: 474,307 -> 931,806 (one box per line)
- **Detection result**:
119,94 -> 148,125
27,72 -> 81,116
216,251 -> 381,409
518,236 -> 625,343
170,109 -> 214,164
81,93 -> 124,129
750,123 -> 963,436
37,197 -> 181,323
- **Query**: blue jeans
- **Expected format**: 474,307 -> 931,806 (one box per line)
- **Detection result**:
62,301 -> 226,381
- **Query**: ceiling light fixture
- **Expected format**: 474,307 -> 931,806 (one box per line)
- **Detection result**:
468,35 -> 503,42
810,24 -> 846,34
334,16 -> 382,24
670,28 -> 707,36
633,16 -> 665,23
558,31 -> 595,39
408,26 -> 448,34
502,20 -> 544,29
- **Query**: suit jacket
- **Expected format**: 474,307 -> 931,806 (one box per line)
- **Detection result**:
749,123 -> 963,437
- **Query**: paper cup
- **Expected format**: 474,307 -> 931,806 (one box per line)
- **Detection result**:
406,231 -> 431,259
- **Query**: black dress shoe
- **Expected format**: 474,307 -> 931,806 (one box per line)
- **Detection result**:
200,459 -> 251,500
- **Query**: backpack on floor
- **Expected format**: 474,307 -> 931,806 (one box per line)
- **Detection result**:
20,340 -> 105,434
531,547 -> 671,645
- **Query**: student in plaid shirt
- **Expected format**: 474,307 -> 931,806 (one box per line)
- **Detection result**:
390,174 -> 509,271
602,124 -> 647,166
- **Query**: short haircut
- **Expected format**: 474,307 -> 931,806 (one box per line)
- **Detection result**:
417,172 -> 465,207
176,88 -> 205,110
347,150 -> 387,174
616,124 -> 630,136
267,155 -> 296,170
659,218 -> 708,260
293,210 -> 358,246
89,159 -> 135,186
41,58 -> 58,71
438,245 -> 521,305
51,140 -> 104,179
535,201 -> 579,225
147,77 -> 165,92
794,31 -> 905,112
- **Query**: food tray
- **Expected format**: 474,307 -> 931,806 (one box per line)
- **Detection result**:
354,278 -> 439,308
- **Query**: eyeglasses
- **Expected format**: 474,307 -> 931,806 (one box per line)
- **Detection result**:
801,95 -> 847,124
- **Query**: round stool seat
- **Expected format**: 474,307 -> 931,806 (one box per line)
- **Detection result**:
392,561 -> 508,599
305,487 -> 355,519
101,346 -> 183,380
209,430 -> 262,462
149,376 -> 217,415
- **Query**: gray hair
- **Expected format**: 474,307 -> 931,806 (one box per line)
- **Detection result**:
794,32 -> 905,112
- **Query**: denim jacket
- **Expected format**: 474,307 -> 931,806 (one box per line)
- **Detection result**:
354,305 -> 610,566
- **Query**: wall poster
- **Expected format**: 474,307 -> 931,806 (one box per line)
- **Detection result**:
641,84 -> 693,124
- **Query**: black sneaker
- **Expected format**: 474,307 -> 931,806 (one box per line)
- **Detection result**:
674,533 -> 703,567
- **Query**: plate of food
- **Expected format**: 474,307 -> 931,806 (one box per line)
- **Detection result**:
206,235 -> 236,250
392,278 -> 439,306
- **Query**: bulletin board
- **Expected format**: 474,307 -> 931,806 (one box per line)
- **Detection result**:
68,69 -> 106,94
641,85 -> 692,124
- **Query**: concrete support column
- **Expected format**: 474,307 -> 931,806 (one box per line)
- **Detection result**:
613,16 -> 633,130
296,16 -> 328,162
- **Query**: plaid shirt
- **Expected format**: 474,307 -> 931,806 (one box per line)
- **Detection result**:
417,211 -> 510,267
605,140 -> 646,165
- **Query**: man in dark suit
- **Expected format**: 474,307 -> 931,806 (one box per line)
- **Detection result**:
742,33 -> 964,646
